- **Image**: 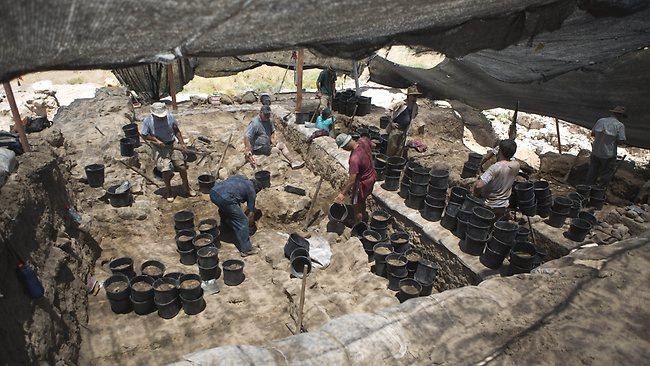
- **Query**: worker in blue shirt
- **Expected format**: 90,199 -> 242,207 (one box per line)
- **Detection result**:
210,175 -> 263,257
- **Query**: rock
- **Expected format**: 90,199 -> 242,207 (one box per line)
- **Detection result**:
625,210 -> 638,219
241,91 -> 257,104
45,129 -> 65,147
600,222 -> 612,229
190,95 -> 207,105
634,217 -> 644,223
220,94 -> 234,105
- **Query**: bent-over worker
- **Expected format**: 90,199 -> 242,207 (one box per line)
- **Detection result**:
141,102 -> 195,202
473,139 -> 519,219
210,175 -> 262,257
386,85 -> 421,157
316,65 -> 337,108
335,133 -> 377,223
244,105 -> 304,169
586,106 -> 627,188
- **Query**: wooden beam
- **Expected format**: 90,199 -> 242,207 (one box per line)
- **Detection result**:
295,49 -> 304,113
352,61 -> 360,95
166,63 -> 177,110
2,82 -> 30,152
554,118 -> 562,154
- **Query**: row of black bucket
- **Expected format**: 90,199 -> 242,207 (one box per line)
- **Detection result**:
85,164 -> 133,207
356,211 -> 441,301
105,258 -> 206,318
173,210 -> 246,285
332,90 -> 372,117
283,233 -> 312,278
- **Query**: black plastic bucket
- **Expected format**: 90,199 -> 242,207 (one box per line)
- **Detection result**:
175,229 -> 196,251
198,263 -> 220,281
510,241 -> 536,269
290,248 -> 309,262
197,246 -> 219,268
461,194 -> 485,212
156,297 -> 181,319
109,257 -> 136,279
351,221 -> 368,238
122,123 -> 139,140
290,256 -> 312,278
164,272 -> 184,281
463,232 -> 487,256
414,258 -> 439,284
409,182 -> 427,195
552,196 -> 573,214
460,162 -> 478,178
519,202 -> 536,217
386,253 -> 408,277
399,182 -> 410,198
131,295 -> 155,315
547,208 -> 568,228
328,203 -> 348,223
417,278 -> 435,296
373,243 -> 393,277
411,166 -> 430,184
284,233 -> 310,259
576,184 -> 591,198
533,180 -> 550,199
370,210 -> 391,228
567,192 -> 585,205
467,152 -> 483,166
565,218 -> 592,242
470,206 -> 495,227
514,181 -> 535,202
455,218 -> 468,239
106,184 -> 132,207
398,278 -> 422,301
569,199 -> 581,218
380,116 -> 390,129
362,230 -> 381,251
404,249 -> 421,272
375,167 -> 386,182
390,232 -> 410,254
516,226 -> 531,242
427,185 -> 447,199
492,221 -> 518,244
387,156 -> 407,171
180,289 -> 206,315
178,273 -> 202,300
487,235 -> 513,256
590,185 -> 606,199
193,233 -> 215,251
223,259 -> 245,286
441,202 -> 460,231
357,127 -> 370,138
406,191 -> 425,210
387,270 -> 407,291
153,277 -> 178,304
578,211 -> 598,226
449,186 -> 469,204
421,202 -> 444,222
85,164 -> 105,188
119,137 -> 136,157
130,275 -> 155,302
429,169 -> 450,189
198,174 -> 216,194
466,221 -> 490,241
536,193 -> 553,206
198,219 -> 219,240
589,197 -> 605,210
480,245 -> 506,269
383,175 -> 400,191
141,260 -> 165,280
105,274 -> 132,314
536,203 -> 551,218
425,194 -> 446,207
255,170 -> 271,188
174,210 -> 195,230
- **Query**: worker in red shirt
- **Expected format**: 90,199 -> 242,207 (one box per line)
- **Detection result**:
334,133 -> 377,223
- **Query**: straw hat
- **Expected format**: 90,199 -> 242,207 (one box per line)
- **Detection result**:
407,84 -> 422,96
609,106 -> 626,115
150,102 -> 168,118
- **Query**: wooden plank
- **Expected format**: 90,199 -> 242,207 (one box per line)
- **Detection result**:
167,63 -> 177,110
2,82 -> 30,152
295,49 -> 304,113
554,118 -> 562,154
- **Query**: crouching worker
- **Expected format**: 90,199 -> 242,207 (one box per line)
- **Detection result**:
142,102 -> 196,202
244,105 -> 304,169
307,107 -> 336,143
334,133 -> 377,223
210,175 -> 262,257
473,139 -> 519,220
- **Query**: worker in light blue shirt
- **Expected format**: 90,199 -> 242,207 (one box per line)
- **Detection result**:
315,108 -> 335,131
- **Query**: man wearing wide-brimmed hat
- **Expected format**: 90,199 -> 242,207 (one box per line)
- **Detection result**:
386,84 -> 421,157
586,105 -> 627,188
141,102 -> 196,202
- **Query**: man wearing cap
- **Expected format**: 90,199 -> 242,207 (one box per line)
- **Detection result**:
316,65 -> 337,107
586,106 -> 627,188
141,102 -> 195,202
473,139 -> 520,219
210,175 -> 262,257
386,85 -> 421,157
244,105 -> 304,169
335,133 -> 377,223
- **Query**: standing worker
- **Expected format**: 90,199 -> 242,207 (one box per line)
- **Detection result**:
586,106 -> 627,188
210,175 -> 262,257
244,105 -> 304,169
316,65 -> 337,108
473,139 -> 520,219
386,85 -> 421,157
141,102 -> 196,202
334,133 -> 377,223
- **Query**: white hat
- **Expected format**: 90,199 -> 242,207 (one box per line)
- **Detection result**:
150,102 -> 168,118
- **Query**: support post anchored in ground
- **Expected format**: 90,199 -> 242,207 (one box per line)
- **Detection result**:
167,63 -> 177,110
554,118 -> 562,154
295,49 -> 304,113
3,81 -> 31,152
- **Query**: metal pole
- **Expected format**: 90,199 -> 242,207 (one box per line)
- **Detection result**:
3,82 -> 30,152
295,49 -> 304,113
166,63 -> 177,110
554,118 -> 562,154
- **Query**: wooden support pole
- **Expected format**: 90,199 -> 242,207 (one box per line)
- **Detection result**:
554,118 -> 562,154
295,49 -> 304,113
3,82 -> 30,152
352,61 -> 360,95
297,264 -> 308,333
166,63 -> 177,110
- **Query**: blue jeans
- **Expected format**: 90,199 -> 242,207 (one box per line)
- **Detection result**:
210,191 -> 252,253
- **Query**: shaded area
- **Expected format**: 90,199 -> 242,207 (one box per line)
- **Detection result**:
112,58 -> 196,103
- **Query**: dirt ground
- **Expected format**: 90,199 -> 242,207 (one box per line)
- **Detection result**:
45,89 -> 400,365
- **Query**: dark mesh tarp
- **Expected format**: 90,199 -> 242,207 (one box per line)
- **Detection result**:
112,58 -> 195,103
368,6 -> 650,148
